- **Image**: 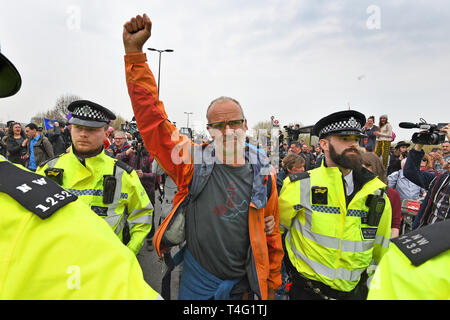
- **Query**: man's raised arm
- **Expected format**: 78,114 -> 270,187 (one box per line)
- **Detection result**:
123,14 -> 193,189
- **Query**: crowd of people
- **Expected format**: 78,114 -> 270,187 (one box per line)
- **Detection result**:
0,12 -> 449,302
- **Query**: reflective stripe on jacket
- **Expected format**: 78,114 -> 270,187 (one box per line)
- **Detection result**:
36,149 -> 153,255
278,164 -> 392,292
125,52 -> 283,299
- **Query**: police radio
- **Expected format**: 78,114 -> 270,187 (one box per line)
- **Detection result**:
44,168 -> 64,185
365,189 -> 386,227
103,175 -> 116,204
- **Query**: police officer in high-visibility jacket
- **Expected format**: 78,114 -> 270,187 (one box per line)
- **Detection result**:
0,48 -> 160,299
37,100 -> 154,255
279,110 -> 392,300
368,219 -> 450,300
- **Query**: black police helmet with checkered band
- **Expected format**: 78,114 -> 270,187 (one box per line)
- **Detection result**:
312,110 -> 366,139
68,100 -> 116,128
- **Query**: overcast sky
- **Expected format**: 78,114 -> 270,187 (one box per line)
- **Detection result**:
1,0 -> 449,141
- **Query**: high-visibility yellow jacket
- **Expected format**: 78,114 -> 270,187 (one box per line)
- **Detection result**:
0,157 -> 160,299
37,148 -> 153,255
278,164 -> 392,292
368,220 -> 450,300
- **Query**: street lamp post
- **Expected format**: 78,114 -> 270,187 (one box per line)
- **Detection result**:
147,48 -> 174,97
184,112 -> 193,128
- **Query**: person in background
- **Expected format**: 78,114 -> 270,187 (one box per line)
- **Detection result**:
47,121 -> 67,156
116,140 -> 156,251
276,153 -> 305,195
431,141 -> 450,172
107,131 -> 131,157
5,122 -> 28,166
360,116 -> 378,152
387,141 -> 410,176
374,114 -> 393,169
388,159 -> 425,202
362,152 -> 402,238
104,126 -> 114,149
288,141 -> 301,155
24,122 -> 54,171
420,154 -> 437,174
299,143 -> 313,171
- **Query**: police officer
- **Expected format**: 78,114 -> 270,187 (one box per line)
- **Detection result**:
368,219 -> 450,299
0,48 -> 160,299
278,110 -> 392,300
37,100 -> 154,255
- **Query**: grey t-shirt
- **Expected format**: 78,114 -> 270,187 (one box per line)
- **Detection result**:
186,161 -> 253,280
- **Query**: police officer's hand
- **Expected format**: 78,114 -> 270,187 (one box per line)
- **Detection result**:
264,216 -> 275,235
123,14 -> 152,54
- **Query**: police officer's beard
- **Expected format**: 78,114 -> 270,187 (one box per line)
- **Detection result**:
329,143 -> 362,171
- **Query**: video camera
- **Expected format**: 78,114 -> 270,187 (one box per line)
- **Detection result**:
121,118 -> 144,153
399,119 -> 447,145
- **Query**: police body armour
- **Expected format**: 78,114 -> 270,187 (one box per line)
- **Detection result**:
0,161 -> 77,219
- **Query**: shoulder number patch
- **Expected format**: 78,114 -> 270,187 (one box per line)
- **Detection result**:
0,161 -> 77,219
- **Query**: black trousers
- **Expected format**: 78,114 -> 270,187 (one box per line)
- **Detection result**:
285,257 -> 368,300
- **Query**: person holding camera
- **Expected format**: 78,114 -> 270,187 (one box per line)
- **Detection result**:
403,124 -> 450,230
107,131 -> 131,157
117,140 -> 156,205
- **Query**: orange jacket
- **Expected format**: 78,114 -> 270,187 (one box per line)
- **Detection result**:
125,52 -> 283,299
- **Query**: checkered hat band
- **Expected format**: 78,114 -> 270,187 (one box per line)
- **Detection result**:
320,117 -> 362,136
72,105 -> 109,122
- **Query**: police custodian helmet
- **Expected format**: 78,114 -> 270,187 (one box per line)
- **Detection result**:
68,100 -> 116,128
0,46 -> 22,98
312,110 -> 366,139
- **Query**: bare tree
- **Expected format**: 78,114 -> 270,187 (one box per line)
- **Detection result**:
30,93 -> 81,127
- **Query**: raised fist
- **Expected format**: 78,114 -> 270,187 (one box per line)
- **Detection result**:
123,14 -> 152,54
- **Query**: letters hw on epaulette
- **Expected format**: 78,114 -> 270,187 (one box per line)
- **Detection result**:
0,161 -> 77,219
392,219 -> 450,266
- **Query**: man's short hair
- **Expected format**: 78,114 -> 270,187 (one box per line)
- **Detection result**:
114,131 -> 127,139
206,96 -> 245,122
282,153 -> 305,171
290,141 -> 301,149
431,147 -> 441,152
25,123 -> 38,131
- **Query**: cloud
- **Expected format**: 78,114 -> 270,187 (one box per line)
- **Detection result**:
1,0 -> 449,142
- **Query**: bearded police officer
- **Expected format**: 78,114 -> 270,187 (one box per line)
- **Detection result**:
278,110 -> 392,300
37,100 -> 154,255
0,48 -> 160,299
